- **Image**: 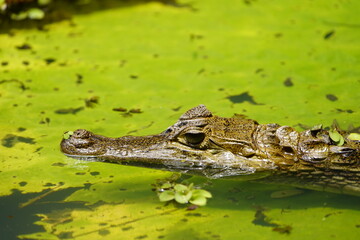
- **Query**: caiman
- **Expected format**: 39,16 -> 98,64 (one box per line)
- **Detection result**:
60,105 -> 360,196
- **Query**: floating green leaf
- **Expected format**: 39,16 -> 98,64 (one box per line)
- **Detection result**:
189,189 -> 212,206
63,131 -> 74,140
173,184 -> 189,193
155,180 -> 211,206
348,133 -> 360,141
174,191 -> 192,204
160,182 -> 173,189
191,189 -> 212,199
27,8 -> 44,19
189,196 -> 207,206
329,129 -> 345,146
158,190 -> 175,202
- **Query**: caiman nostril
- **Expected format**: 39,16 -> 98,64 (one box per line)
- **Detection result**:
73,129 -> 89,138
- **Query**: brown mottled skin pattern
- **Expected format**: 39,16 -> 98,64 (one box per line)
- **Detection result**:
61,105 -> 360,196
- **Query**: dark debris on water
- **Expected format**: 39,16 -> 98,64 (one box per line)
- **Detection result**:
226,92 -> 263,105
252,206 -> 292,235
1,134 -> 36,148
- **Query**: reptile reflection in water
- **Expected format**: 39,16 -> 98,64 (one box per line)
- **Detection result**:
60,105 -> 360,196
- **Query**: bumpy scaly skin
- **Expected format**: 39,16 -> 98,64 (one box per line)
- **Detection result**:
61,105 -> 360,196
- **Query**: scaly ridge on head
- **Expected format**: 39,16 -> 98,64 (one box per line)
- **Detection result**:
179,105 -> 213,120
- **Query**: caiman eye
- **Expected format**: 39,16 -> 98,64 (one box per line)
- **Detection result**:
184,132 -> 205,146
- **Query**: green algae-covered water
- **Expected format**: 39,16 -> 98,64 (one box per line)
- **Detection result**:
1,1 -> 359,239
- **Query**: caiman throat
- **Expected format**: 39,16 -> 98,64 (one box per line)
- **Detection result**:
61,105 -> 360,196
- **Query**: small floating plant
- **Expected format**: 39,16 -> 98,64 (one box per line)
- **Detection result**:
153,176 -> 212,207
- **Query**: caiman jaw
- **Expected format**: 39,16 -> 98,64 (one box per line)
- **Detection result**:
61,129 -> 275,179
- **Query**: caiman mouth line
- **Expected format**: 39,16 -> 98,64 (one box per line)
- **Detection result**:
60,105 -> 360,196
62,154 -> 101,162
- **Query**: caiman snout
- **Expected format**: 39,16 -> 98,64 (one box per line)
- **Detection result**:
61,129 -> 107,156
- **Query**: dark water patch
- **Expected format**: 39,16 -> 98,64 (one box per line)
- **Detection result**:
252,206 -> 292,234
98,229 -> 110,236
34,147 -> 43,153
185,212 -> 203,217
122,226 -> 134,231
44,58 -> 56,65
16,43 -> 32,50
336,108 -> 354,114
58,231 -> 74,239
283,77 -> 293,87
272,225 -> 292,234
2,134 -> 36,148
121,112 -> 132,118
54,107 -> 84,114
52,162 -> 67,167
322,211 -> 342,220
324,30 -> 335,39
85,96 -> 100,108
113,107 -> 145,118
43,183 -> 57,187
90,171 -> 100,176
243,0 -> 257,5
226,92 -> 263,105
113,107 -> 127,112
39,117 -> 50,124
18,181 -> 27,187
135,234 -> 148,239
172,106 -> 182,111
252,207 -> 278,227
76,73 -> 83,84
326,94 -> 338,101
197,68 -> 205,74
189,33 -> 204,41
119,59 -> 127,67
129,108 -> 142,113
84,183 -> 92,190
0,186 -> 89,240
17,127 -> 26,132
0,79 -> 28,91
2,0 -> 194,34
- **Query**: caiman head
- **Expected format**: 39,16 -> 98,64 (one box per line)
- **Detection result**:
61,105 -> 276,179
